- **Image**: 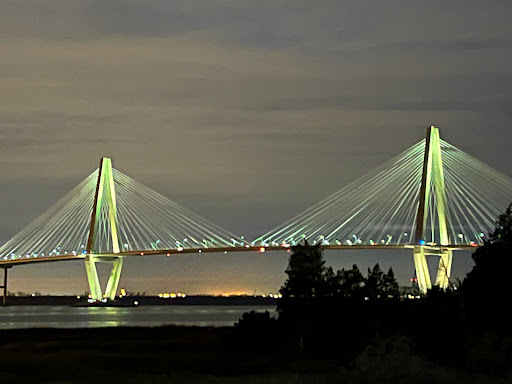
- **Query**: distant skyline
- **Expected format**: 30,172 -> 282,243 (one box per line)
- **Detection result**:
1,1 -> 511,294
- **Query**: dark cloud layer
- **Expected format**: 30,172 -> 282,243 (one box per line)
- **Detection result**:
1,1 -> 511,294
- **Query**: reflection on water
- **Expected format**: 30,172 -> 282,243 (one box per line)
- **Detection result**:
0,306 -> 277,329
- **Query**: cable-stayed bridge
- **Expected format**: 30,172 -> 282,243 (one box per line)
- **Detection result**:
1,126 -> 511,300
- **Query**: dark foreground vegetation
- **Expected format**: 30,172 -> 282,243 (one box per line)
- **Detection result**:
1,205 -> 512,383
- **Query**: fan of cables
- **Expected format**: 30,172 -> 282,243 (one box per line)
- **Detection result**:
255,139 -> 512,247
0,168 -> 246,261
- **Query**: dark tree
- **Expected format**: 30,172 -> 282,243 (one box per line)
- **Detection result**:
462,203 -> 512,328
280,241 -> 325,299
322,266 -> 340,297
339,264 -> 365,299
364,263 -> 385,300
382,267 -> 400,298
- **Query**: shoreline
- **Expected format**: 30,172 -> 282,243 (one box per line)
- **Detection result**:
0,295 -> 277,306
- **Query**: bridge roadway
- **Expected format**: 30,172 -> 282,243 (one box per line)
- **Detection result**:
0,244 -> 478,267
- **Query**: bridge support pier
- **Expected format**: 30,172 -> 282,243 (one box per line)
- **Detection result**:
435,250 -> 453,290
413,246 -> 432,293
0,267 -> 10,306
84,157 -> 124,302
413,126 -> 453,294
105,257 -> 123,300
85,256 -> 123,301
413,246 -> 453,293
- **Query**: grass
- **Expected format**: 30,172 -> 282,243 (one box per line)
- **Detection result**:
0,325 -> 506,383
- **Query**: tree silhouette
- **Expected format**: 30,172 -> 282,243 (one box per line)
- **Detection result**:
322,266 -> 339,297
382,267 -> 400,298
462,203 -> 512,328
280,241 -> 325,299
339,264 -> 365,299
364,263 -> 384,299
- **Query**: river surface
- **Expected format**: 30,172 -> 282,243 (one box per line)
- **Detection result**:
0,305 -> 277,329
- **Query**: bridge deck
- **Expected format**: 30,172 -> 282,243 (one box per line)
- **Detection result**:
0,244 -> 478,267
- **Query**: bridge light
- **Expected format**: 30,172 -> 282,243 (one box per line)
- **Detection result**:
140,252 -> 144,255
418,239 -> 425,245
259,247 -> 265,253
166,253 -> 171,257
479,232 -> 485,237
177,247 -> 183,252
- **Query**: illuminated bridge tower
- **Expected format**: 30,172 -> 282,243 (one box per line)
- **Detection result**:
85,157 -> 123,301
413,126 -> 453,293
0,155 -> 248,303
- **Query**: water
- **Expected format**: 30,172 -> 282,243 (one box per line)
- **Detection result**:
0,305 -> 277,329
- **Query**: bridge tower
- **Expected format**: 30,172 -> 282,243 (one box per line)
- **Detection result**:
413,126 -> 453,293
85,157 -> 123,301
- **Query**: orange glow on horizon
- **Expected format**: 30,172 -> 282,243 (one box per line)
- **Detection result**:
220,291 -> 250,296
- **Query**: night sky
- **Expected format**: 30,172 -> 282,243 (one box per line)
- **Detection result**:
1,1 -> 512,295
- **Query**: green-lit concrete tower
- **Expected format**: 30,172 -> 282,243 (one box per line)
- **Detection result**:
413,126 -> 453,293
85,157 -> 123,301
